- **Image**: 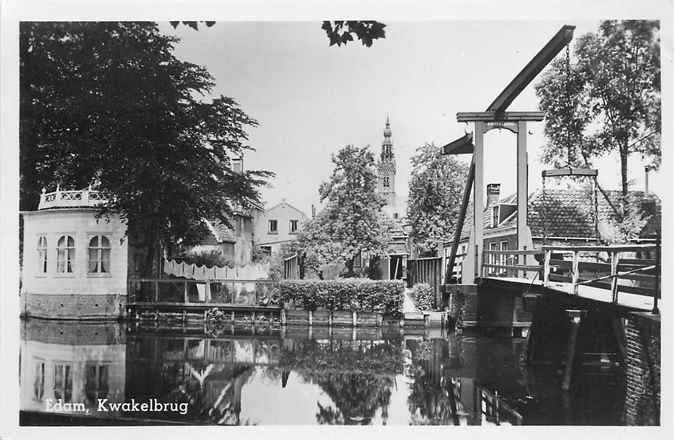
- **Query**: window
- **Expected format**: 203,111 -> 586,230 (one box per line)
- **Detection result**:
491,206 -> 500,228
289,219 -> 298,233
85,364 -> 109,403
260,246 -> 272,256
33,360 -> 45,401
88,235 -> 111,273
499,241 -> 509,275
54,363 -> 73,402
383,177 -> 390,188
488,242 -> 498,275
56,235 -> 75,273
37,236 -> 48,273
268,220 -> 278,234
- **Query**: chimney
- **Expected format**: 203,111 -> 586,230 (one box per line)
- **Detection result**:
486,183 -> 501,207
311,204 -> 316,219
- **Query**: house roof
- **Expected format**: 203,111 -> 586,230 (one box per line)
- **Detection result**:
455,189 -> 660,243
265,199 -> 309,219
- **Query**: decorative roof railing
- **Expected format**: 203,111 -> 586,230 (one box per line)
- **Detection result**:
38,187 -> 109,210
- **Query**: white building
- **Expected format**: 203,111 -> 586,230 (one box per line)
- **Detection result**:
253,200 -> 309,255
20,188 -> 128,319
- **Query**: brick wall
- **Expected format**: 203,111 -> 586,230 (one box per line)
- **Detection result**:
624,312 -> 660,425
21,293 -> 126,320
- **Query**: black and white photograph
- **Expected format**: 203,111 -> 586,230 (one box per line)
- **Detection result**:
0,0 -> 671,436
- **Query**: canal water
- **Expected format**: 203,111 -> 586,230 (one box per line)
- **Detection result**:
20,318 -> 629,426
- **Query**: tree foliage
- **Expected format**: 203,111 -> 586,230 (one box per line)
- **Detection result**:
301,145 -> 391,276
536,20 -> 661,196
321,21 -> 386,47
20,22 -> 272,275
407,143 -> 469,253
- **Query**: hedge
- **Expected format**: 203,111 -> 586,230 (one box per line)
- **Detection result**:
278,279 -> 405,315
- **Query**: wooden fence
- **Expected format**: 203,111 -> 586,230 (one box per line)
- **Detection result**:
407,256 -> 443,302
283,254 -> 300,280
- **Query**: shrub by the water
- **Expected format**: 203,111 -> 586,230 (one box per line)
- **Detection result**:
278,279 -> 404,315
176,248 -> 235,268
411,283 -> 435,311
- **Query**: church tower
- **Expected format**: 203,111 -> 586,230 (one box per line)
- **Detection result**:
377,115 -> 396,205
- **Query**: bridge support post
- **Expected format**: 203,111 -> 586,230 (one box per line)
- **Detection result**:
561,309 -> 584,391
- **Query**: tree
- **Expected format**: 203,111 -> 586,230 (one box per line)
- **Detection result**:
20,22 -> 271,275
536,20 -> 661,197
321,21 -> 386,47
407,143 -> 469,254
302,145 -> 391,277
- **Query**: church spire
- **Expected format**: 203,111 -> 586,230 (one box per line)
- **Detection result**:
381,115 -> 393,161
377,115 -> 396,205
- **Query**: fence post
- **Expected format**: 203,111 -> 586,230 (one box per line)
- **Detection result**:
543,249 -> 551,287
481,250 -> 486,278
571,251 -> 579,295
610,251 -> 620,304
653,237 -> 660,314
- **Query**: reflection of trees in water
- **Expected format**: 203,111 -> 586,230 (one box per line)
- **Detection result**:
314,373 -> 393,425
126,336 -> 283,425
406,339 -> 461,425
159,363 -> 256,425
280,338 -> 403,425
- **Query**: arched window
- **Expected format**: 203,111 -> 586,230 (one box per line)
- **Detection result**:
88,235 -> 111,273
56,235 -> 75,273
37,236 -> 48,273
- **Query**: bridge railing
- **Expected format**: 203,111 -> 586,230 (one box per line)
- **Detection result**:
481,249 -> 544,279
541,244 -> 660,312
482,243 -> 660,313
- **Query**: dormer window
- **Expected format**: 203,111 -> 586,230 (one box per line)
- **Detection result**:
491,206 -> 500,228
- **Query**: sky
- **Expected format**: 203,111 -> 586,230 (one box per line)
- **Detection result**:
159,21 -> 663,216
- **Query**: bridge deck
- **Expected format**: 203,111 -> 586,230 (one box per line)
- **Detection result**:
482,276 -> 656,312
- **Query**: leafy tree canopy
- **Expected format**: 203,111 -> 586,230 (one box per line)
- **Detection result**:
407,143 -> 469,253
321,21 -> 386,47
301,145 -> 392,276
536,20 -> 660,196
20,22 -> 272,274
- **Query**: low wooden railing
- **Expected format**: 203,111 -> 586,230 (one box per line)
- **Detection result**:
482,243 -> 661,313
541,244 -> 660,312
127,278 -> 279,306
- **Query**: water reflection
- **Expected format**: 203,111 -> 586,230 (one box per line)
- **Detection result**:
20,319 -> 631,425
